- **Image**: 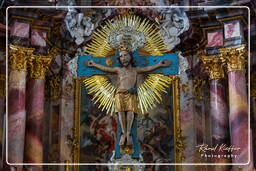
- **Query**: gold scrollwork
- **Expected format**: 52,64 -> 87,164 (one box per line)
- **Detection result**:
73,78 -> 82,171
9,44 -> 35,72
49,46 -> 60,57
0,74 -> 5,98
28,55 -> 52,79
66,130 -> 79,162
193,79 -> 206,101
201,56 -> 225,80
220,45 -> 247,73
49,77 -> 61,100
170,76 -> 185,170
251,73 -> 256,97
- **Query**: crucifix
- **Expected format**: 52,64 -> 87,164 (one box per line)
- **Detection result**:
75,14 -> 182,160
77,48 -> 179,158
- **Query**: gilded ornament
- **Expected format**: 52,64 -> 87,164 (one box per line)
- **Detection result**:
201,56 -> 225,80
66,132 -> 79,163
49,46 -> 60,57
65,160 -> 71,171
9,44 -> 35,72
171,76 -> 185,167
193,79 -> 206,101
105,58 -> 115,66
85,15 -> 168,57
29,55 -> 52,79
49,77 -> 61,100
251,73 -> 256,97
0,74 -> 5,98
120,145 -> 134,155
220,45 -> 247,72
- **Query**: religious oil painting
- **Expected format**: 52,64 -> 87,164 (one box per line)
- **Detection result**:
75,75 -> 179,171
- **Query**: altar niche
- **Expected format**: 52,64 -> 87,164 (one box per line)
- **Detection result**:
73,75 -> 183,171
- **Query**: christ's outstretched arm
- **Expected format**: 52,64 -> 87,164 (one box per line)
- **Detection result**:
84,59 -> 118,73
136,59 -> 171,73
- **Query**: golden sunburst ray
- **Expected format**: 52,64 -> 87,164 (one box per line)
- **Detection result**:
84,15 -> 168,57
137,74 -> 172,114
83,76 -> 116,115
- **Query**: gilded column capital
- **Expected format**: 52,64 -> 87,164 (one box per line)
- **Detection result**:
29,55 -> 52,79
220,45 -> 247,72
0,74 -> 5,98
9,44 -> 35,72
201,56 -> 225,80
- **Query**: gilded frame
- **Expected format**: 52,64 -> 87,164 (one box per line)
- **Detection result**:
73,75 -> 184,171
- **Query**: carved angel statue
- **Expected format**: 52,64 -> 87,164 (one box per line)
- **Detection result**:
83,48 -> 171,147
159,8 -> 189,50
64,10 -> 94,45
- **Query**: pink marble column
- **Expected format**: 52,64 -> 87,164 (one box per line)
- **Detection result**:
202,56 -> 231,170
180,69 -> 196,171
24,55 -> 52,170
228,71 -> 248,162
24,79 -> 45,168
8,70 -> 27,164
8,46 -> 34,169
251,72 -> 256,169
220,46 -> 251,170
0,71 -> 5,170
210,79 -> 231,170
59,71 -> 75,163
252,97 -> 256,169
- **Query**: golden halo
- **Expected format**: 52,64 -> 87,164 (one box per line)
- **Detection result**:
84,15 -> 168,57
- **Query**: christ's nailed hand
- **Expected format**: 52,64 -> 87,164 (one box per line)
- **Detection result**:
84,59 -> 95,67
159,59 -> 171,67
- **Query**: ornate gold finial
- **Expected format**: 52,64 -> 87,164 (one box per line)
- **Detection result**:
29,55 -> 52,79
9,45 -> 35,72
220,45 -> 247,72
0,74 -> 5,98
201,55 -> 225,80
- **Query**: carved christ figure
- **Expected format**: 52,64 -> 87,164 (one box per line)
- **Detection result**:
86,49 -> 171,146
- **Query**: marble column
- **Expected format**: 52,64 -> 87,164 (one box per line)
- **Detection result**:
0,73 -> 5,170
59,71 -> 75,164
251,72 -> 256,169
202,56 -> 231,171
24,55 -> 52,169
8,45 -> 34,167
220,45 -> 252,170
252,96 -> 256,169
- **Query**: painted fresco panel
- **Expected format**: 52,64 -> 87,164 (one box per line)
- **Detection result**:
207,31 -> 224,47
10,21 -> 30,38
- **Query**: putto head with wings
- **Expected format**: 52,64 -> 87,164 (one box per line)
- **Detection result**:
81,15 -> 176,148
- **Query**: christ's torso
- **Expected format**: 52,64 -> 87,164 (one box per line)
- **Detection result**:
117,67 -> 137,90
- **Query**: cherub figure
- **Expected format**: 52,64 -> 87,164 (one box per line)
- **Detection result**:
85,48 -> 171,146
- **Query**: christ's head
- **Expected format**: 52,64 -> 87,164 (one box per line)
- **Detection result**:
119,50 -> 133,67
